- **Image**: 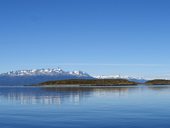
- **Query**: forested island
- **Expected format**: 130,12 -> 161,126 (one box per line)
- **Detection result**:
38,79 -> 137,86
145,79 -> 170,85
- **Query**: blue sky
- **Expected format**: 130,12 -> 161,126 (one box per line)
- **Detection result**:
0,0 -> 170,78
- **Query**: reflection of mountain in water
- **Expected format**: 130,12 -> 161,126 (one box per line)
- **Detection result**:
0,87 -> 138,105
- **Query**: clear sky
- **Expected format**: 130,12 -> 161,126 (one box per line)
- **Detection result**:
0,0 -> 170,78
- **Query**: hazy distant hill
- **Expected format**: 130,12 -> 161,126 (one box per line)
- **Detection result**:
95,75 -> 147,83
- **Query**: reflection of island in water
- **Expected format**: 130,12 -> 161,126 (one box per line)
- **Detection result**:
0,87 -> 136,105
0,86 -> 170,105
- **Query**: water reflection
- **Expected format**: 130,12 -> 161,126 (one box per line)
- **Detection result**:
0,86 -> 170,105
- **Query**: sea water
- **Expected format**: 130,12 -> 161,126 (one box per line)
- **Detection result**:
0,85 -> 170,128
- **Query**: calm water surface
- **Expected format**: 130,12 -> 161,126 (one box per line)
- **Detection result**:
0,85 -> 170,128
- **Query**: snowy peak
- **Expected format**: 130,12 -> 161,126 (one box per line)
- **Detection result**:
0,68 -> 90,77
69,71 -> 89,76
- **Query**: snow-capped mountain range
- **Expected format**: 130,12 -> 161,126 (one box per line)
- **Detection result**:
0,68 -> 89,77
0,68 -> 92,86
0,68 -> 147,86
